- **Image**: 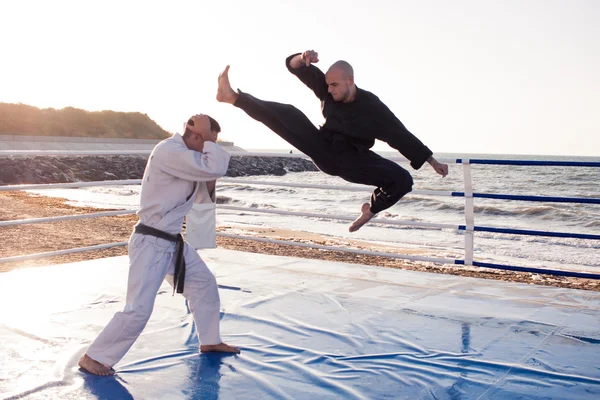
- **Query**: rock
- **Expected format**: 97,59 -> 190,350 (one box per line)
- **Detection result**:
0,167 -> 17,184
0,154 -> 318,186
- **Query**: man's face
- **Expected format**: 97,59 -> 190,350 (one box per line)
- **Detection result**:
191,132 -> 205,152
188,130 -> 218,152
325,67 -> 352,102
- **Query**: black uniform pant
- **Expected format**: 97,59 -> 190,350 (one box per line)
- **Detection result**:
234,92 -> 413,214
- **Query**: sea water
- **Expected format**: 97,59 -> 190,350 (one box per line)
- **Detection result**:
28,152 -> 600,273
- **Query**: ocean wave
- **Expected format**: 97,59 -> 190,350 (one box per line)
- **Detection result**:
565,171 -> 599,182
248,202 -> 277,209
87,186 -> 139,196
216,196 -> 239,205
517,206 -> 558,216
569,191 -> 600,199
583,220 -> 600,228
222,184 -> 298,195
412,197 -> 592,222
477,232 -> 600,249
370,223 -> 429,231
419,200 -> 515,217
379,212 -> 426,223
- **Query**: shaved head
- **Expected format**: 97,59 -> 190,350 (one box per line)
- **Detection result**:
328,60 -> 354,78
325,60 -> 357,103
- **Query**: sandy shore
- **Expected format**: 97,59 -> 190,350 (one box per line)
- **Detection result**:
0,191 -> 598,292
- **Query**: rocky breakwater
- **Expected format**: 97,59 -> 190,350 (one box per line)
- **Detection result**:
0,155 -> 318,185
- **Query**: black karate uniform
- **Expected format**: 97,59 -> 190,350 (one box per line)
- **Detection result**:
234,53 -> 434,214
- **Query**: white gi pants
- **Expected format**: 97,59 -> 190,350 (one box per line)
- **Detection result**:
86,233 -> 222,367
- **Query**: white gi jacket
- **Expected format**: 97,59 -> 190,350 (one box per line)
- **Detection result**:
137,134 -> 230,235
85,133 -> 231,368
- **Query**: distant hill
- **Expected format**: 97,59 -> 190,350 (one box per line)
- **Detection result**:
0,102 -> 171,139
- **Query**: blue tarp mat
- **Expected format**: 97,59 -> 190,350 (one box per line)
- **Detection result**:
1,249 -> 599,399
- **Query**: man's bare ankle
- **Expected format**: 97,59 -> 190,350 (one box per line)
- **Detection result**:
78,354 -> 114,376
216,89 -> 238,104
348,204 -> 375,232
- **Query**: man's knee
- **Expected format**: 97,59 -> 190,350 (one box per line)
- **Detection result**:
187,273 -> 220,310
129,303 -> 154,320
383,167 -> 412,195
380,169 -> 413,203
206,273 -> 218,290
185,268 -> 219,293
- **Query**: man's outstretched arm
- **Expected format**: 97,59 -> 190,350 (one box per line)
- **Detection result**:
373,97 -> 448,176
286,50 -> 329,100
426,155 -> 449,177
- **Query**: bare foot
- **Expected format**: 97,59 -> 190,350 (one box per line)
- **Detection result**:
201,342 -> 241,354
78,354 -> 114,376
349,203 -> 375,232
216,66 -> 239,104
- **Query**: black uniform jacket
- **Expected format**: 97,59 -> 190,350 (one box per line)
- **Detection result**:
286,53 -> 433,169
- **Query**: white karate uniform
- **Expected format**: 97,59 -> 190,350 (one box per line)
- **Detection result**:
86,134 -> 231,368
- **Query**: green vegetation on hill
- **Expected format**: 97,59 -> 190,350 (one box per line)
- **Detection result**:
0,102 -> 171,139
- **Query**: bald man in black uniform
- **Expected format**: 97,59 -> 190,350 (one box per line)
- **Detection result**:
217,50 -> 448,232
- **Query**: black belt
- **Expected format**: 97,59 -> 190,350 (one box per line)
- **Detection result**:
134,223 -> 186,294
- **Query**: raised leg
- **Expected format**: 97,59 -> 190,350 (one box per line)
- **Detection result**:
217,65 -> 330,160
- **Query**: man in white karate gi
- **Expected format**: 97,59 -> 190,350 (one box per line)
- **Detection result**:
79,114 -> 240,376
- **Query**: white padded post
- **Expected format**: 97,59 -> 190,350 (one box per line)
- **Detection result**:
462,159 -> 474,266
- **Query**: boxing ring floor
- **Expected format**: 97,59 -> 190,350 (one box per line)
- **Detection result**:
1,249 -> 599,399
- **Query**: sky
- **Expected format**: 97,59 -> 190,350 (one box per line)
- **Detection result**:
1,0 -> 599,156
